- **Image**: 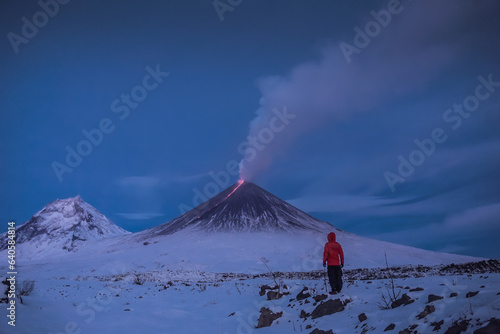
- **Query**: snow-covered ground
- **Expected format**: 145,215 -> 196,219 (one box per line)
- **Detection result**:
1,269 -> 498,333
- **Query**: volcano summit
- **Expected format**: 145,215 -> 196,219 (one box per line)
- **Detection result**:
144,181 -> 333,236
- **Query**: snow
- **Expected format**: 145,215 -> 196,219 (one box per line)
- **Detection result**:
0,196 -> 130,260
1,269 -> 498,333
0,187 -> 496,333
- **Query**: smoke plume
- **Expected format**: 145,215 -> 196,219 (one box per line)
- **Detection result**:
238,0 -> 481,181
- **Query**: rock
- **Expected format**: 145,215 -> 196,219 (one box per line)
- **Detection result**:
399,330 -> 411,334
444,320 -> 469,334
358,313 -> 367,322
313,294 -> 328,302
428,294 -> 444,303
228,312 -> 235,317
299,310 -> 310,319
384,323 -> 396,331
466,291 -> 479,298
409,287 -> 424,292
417,304 -> 435,319
256,307 -> 283,328
259,284 -> 272,296
306,324 -> 312,329
309,329 -> 334,334
410,324 -> 418,330
311,299 -> 344,319
474,318 -> 500,334
450,292 -> 458,298
431,320 -> 444,331
391,294 -> 414,308
124,309 -> 131,311
267,290 -> 283,300
297,287 -> 311,301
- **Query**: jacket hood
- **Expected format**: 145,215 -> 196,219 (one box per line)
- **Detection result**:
327,232 -> 336,242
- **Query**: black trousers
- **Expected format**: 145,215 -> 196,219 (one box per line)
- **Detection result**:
327,265 -> 342,293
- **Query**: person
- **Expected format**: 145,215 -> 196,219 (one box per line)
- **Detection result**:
323,232 -> 344,295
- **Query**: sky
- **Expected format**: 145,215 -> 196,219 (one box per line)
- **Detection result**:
1,0 -> 499,258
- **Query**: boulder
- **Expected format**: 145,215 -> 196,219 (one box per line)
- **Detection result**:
466,291 -> 479,298
428,294 -> 444,303
474,318 -> 500,334
311,299 -> 344,319
391,294 -> 414,308
297,287 -> 311,301
417,305 -> 435,319
313,294 -> 328,302
256,307 -> 283,328
384,323 -> 396,331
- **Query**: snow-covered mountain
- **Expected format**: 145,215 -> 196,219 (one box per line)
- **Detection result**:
2,184 -> 480,271
140,180 -> 332,236
0,195 -> 130,259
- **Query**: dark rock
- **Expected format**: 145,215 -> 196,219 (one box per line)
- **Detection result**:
228,312 -> 235,317
450,292 -> 458,298
466,291 -> 479,298
384,323 -> 396,331
409,287 -> 424,292
474,318 -> 500,334
267,290 -> 283,300
299,310 -> 310,319
428,294 -> 444,303
358,313 -> 367,322
313,294 -> 328,302
311,299 -> 344,319
410,324 -> 418,330
399,330 -> 411,334
124,309 -> 131,311
297,287 -> 311,301
417,304 -> 435,319
431,320 -> 444,331
391,294 -> 414,308
256,307 -> 283,328
305,324 -> 312,329
444,320 -> 469,334
309,329 -> 334,334
259,285 -> 272,296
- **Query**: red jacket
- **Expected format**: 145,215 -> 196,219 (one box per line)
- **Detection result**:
323,232 -> 344,266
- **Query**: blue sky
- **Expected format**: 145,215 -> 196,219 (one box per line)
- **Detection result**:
1,0 -> 499,258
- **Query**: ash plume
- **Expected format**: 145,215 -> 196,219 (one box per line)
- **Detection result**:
238,0 -> 482,181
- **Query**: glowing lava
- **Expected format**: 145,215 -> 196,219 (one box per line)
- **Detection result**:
196,180 -> 244,219
224,179 -> 244,200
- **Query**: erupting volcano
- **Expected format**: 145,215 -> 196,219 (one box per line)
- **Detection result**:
144,181 -> 333,236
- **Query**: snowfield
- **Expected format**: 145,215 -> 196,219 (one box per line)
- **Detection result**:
1,265 -> 499,334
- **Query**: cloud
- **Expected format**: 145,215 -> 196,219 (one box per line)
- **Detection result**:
238,0 -> 491,181
443,202 -> 500,230
287,195 -> 403,213
116,213 -> 164,220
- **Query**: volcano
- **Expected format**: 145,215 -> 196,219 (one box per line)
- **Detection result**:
144,181 -> 333,236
